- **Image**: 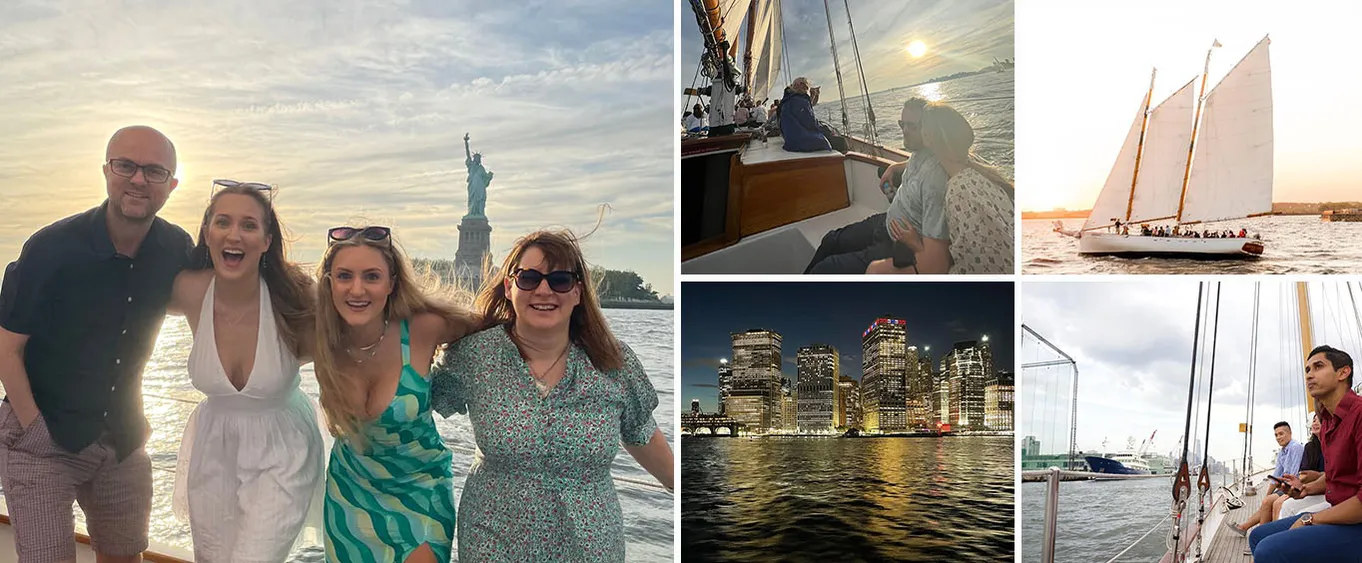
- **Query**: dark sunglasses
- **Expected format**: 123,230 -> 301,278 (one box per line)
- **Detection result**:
107,158 -> 172,184
211,178 -> 276,201
328,226 -> 392,246
510,268 -> 580,293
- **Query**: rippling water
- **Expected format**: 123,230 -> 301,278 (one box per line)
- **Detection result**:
1023,216 -> 1362,274
816,71 -> 1016,179
1019,475 -> 1232,563
52,308 -> 673,561
682,436 -> 1014,562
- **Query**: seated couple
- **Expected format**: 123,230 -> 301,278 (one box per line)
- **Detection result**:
803,97 -> 1015,274
1225,418 -> 1320,536
0,125 -> 674,563
1235,346 -> 1362,562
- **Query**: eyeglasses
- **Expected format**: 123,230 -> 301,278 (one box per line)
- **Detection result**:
328,226 -> 392,246
211,179 -> 276,201
107,158 -> 172,184
510,268 -> 580,293
897,119 -> 920,131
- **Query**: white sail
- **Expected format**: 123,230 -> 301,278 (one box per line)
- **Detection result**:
1128,78 -> 1197,222
747,0 -> 783,103
1083,95 -> 1148,231
719,0 -> 753,48
1180,37 -> 1273,224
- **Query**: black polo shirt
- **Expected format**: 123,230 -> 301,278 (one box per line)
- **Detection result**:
0,201 -> 191,459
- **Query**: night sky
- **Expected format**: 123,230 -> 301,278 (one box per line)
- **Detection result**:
682,282 -> 1015,412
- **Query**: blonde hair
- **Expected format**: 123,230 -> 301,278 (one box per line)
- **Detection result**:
919,103 -> 1015,191
474,229 -> 624,372
791,77 -> 811,94
313,229 -> 477,444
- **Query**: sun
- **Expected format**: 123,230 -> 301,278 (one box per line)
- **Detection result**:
906,40 -> 927,58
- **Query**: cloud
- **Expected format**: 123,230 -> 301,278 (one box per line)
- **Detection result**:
0,0 -> 674,288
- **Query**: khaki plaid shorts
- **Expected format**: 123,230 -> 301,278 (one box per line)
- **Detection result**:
0,402 -> 151,563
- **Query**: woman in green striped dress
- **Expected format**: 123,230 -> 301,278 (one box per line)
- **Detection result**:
312,226 -> 477,563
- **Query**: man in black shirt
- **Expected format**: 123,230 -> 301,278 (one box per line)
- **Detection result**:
0,125 -> 191,562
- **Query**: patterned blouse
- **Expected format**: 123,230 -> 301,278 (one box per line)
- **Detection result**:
431,326 -> 660,562
945,167 -> 1014,274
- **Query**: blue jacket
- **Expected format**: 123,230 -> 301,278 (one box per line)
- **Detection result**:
779,90 -> 832,152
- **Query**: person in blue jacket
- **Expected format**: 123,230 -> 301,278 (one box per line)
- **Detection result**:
779,77 -> 832,152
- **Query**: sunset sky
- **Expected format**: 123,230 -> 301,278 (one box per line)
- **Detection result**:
680,0 -> 1014,105
1019,0 -> 1362,212
0,0 -> 674,291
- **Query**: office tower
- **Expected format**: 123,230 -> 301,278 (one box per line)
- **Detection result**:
985,370 -> 1014,431
943,339 -> 990,430
728,329 -> 782,432
862,317 -> 908,432
797,345 -> 839,432
837,374 -> 859,429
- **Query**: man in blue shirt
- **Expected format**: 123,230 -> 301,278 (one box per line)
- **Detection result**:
1227,420 -> 1306,536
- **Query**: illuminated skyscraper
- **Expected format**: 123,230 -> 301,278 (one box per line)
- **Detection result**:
837,374 -> 860,429
796,345 -> 839,432
985,370 -> 1014,431
862,317 -> 908,432
943,338 -> 992,431
727,329 -> 782,431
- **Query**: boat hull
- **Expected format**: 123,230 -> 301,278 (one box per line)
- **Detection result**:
1084,455 -> 1151,475
1078,233 -> 1264,258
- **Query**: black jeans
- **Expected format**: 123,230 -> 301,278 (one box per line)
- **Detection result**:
804,213 -> 896,274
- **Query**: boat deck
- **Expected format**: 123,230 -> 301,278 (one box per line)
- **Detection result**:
1200,480 -> 1273,563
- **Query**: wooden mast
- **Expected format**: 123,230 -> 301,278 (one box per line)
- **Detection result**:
1175,42 -> 1217,224
1297,282 -> 1316,414
742,1 -> 756,97
1122,69 -> 1157,224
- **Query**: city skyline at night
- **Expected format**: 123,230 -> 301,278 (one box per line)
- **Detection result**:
682,283 -> 1014,413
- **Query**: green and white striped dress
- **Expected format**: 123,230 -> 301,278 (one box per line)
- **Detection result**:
324,319 -> 456,562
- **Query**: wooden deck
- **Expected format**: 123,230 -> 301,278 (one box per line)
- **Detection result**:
1203,493 -> 1253,563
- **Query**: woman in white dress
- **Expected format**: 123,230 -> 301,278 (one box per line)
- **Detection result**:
168,180 -> 325,561
871,102 -> 1015,274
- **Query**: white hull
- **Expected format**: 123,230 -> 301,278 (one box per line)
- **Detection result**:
1078,232 -> 1264,257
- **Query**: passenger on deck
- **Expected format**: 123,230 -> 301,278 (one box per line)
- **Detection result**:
1248,345 -> 1362,561
874,103 -> 1014,274
803,97 -> 949,274
683,104 -> 708,133
778,77 -> 832,153
734,102 -> 750,128
750,101 -> 767,124
1279,413 -> 1329,520
1226,421 -> 1303,536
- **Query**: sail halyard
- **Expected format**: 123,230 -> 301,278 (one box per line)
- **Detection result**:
1121,69 -> 1157,223
821,0 -> 851,132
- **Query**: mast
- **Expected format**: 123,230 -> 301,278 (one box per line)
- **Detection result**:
821,0 -> 851,132
1176,41 -> 1219,223
1123,69 -> 1157,223
743,1 -> 757,97
1297,282 -> 1316,414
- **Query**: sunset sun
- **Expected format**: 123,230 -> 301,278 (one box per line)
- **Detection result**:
906,40 -> 927,58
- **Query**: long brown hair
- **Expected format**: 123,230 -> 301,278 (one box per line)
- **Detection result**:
189,185 -> 314,356
313,229 -> 476,443
475,229 -> 623,372
920,102 -> 1015,192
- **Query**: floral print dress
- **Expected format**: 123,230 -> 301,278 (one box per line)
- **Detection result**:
431,326 -> 659,562
945,167 -> 1014,274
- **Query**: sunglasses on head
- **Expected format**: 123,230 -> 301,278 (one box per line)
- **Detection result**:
510,268 -> 580,293
212,179 -> 276,201
328,226 -> 392,246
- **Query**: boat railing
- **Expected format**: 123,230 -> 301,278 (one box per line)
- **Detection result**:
143,393 -> 671,493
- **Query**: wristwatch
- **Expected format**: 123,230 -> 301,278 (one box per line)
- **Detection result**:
1301,513 -> 1314,526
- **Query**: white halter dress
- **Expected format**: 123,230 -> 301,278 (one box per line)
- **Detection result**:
172,277 -> 325,562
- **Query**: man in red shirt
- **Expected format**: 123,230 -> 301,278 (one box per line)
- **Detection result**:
1249,345 -> 1362,561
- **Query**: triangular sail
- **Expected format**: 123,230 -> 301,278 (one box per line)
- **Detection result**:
1083,96 -> 1148,231
719,0 -> 753,49
1180,37 -> 1273,224
1128,78 -> 1197,222
747,0 -> 783,102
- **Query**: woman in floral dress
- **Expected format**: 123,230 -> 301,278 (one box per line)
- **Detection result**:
432,229 -> 674,562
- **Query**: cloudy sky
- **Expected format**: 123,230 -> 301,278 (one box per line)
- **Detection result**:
0,0 -> 673,291
1021,281 -> 1362,469
1019,0 -> 1362,211
680,0 -> 1014,103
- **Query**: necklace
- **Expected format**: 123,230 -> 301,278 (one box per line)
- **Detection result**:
345,319 -> 389,364
527,345 -> 569,382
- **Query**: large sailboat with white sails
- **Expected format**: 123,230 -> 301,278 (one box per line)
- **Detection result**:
1070,37 -> 1274,258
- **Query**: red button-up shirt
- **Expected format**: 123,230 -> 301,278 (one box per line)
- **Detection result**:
1319,390 -> 1362,506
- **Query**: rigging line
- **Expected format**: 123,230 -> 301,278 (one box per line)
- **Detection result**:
820,0 -> 851,132
841,0 -> 877,145
1171,281 -> 1206,561
1244,282 -> 1261,481
1201,282 -> 1222,477
1191,289 -> 1211,466
1105,512 -> 1173,563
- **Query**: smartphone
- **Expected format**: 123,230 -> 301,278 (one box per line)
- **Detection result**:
1266,475 -> 1286,484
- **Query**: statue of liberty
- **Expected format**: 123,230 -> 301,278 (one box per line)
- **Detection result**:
464,132 -> 493,217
